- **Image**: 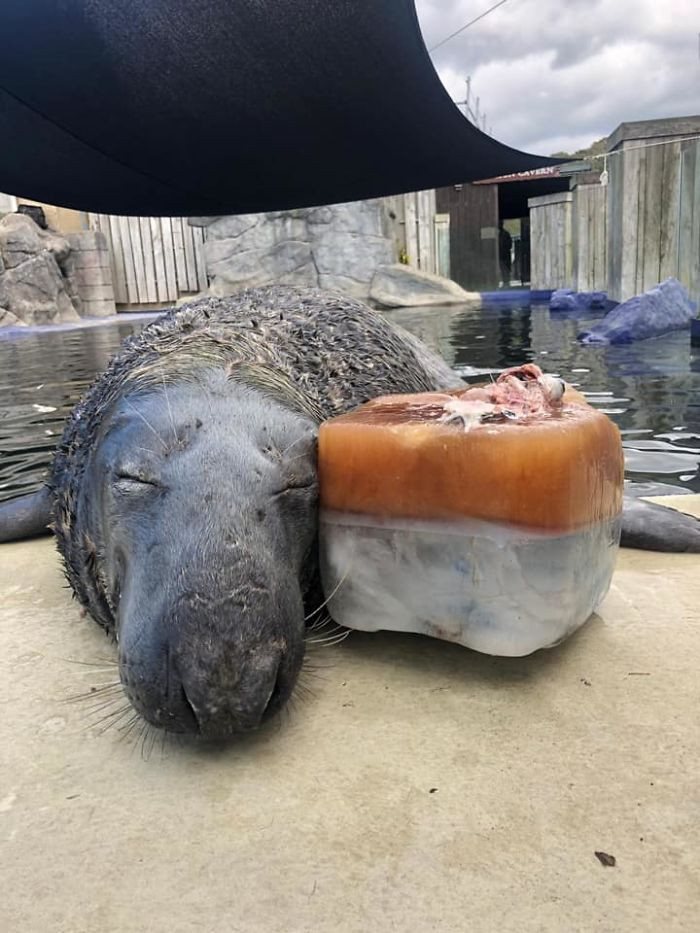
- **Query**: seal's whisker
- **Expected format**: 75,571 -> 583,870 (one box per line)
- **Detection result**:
132,719 -> 149,758
83,702 -> 133,732
303,546 -> 355,622
119,712 -> 142,743
305,629 -> 350,647
129,719 -> 147,758
306,611 -> 337,632
292,681 -> 317,703
305,618 -> 343,637
63,683 -> 123,703
300,669 -> 328,684
74,688 -> 125,707
96,704 -> 134,735
141,723 -> 158,761
141,723 -> 150,759
123,397 -> 168,451
66,678 -> 122,692
78,696 -> 129,720
73,695 -> 126,716
147,724 -> 159,760
56,656 -> 118,668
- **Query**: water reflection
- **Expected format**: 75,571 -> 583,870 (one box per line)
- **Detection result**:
1,301 -> 699,501
0,318 -> 152,500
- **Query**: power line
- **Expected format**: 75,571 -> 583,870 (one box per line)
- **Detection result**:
429,0 -> 513,53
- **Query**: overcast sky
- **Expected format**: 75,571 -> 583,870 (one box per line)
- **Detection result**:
416,0 -> 700,155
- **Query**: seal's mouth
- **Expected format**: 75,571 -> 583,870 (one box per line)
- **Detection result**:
119,637 -> 300,738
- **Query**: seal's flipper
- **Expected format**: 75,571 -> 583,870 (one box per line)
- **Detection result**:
621,497 -> 700,553
0,488 -> 53,543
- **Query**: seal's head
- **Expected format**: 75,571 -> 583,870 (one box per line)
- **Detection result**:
87,370 -> 319,738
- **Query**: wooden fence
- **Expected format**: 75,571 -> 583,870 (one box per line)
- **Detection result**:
403,189 -> 437,274
387,190 -> 448,277
527,192 -> 573,291
88,214 -> 207,306
607,137 -> 700,303
572,183 -> 607,292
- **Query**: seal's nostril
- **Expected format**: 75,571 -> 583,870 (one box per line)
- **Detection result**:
177,682 -> 200,733
262,662 -> 285,720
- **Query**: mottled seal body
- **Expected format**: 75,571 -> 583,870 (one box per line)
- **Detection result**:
50,287 -> 457,736
1,286 -> 698,738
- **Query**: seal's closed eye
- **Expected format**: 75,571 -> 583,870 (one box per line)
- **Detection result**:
113,470 -> 161,490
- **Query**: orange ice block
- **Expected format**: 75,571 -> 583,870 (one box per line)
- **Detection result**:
319,377 -> 624,533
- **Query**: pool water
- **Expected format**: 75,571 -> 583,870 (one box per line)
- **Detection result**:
1,300 -> 699,501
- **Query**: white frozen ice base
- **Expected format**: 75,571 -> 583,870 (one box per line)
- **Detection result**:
320,511 -> 622,657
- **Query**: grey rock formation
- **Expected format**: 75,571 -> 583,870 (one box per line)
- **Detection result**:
0,214 -> 80,325
0,215 -> 117,326
191,200 -> 396,301
369,264 -> 480,308
191,199 -> 474,306
0,306 -> 24,327
579,277 -> 696,345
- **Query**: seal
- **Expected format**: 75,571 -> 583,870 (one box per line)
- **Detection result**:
1,286 -> 698,737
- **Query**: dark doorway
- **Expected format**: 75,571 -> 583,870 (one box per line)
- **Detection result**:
436,183 -> 499,291
437,175 -> 570,292
496,177 -> 569,287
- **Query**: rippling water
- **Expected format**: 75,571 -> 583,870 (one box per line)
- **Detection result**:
0,315 -> 157,501
1,300 -> 699,501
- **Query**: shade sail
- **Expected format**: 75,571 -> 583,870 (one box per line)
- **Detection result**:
0,1 -> 561,216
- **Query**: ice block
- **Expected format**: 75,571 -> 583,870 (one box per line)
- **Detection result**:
318,364 -> 624,656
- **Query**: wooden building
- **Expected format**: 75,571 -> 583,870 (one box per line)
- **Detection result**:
528,116 -> 700,302
606,116 -> 700,303
436,168 -> 570,292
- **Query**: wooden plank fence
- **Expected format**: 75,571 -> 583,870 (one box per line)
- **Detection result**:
607,137 -> 700,303
403,189 -> 440,275
572,183 -> 607,292
527,191 -> 573,290
384,190 -> 451,278
88,214 -> 208,305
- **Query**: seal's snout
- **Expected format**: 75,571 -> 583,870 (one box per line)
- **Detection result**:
173,644 -> 289,737
120,644 -> 291,737
117,572 -> 305,738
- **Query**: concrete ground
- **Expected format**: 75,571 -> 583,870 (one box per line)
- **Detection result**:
1,497 -> 699,933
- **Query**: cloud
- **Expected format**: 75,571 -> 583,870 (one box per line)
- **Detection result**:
415,0 -> 700,154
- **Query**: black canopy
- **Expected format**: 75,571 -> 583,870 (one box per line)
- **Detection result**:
0,1 -> 560,216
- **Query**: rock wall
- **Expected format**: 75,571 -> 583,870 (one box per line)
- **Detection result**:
0,214 -> 79,326
0,214 -> 115,326
190,199 -> 395,300
190,199 -> 479,308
